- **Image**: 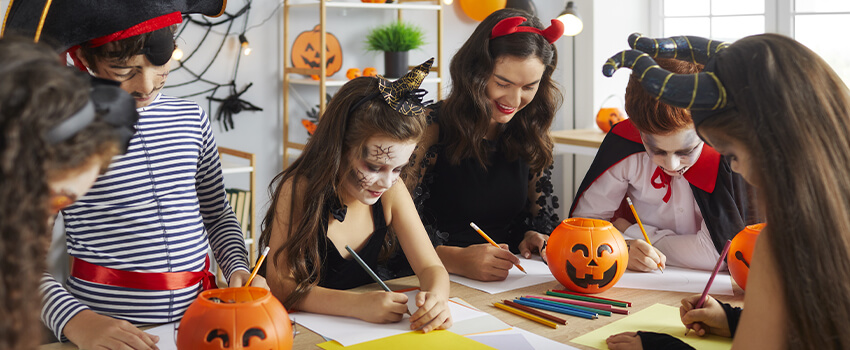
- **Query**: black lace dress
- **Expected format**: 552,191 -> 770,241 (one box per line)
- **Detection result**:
408,102 -> 560,252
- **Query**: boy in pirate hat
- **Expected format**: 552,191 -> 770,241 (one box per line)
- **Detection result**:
3,1 -> 264,348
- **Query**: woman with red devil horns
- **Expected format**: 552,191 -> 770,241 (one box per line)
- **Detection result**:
406,8 -> 564,282
602,33 -> 850,350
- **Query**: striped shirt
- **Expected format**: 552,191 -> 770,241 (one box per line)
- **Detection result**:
40,94 -> 249,340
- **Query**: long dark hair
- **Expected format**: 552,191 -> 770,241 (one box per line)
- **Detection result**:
0,37 -> 120,350
259,77 -> 426,309
441,8 -> 562,172
698,33 -> 850,349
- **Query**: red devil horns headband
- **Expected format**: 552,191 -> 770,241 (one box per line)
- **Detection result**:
490,17 -> 564,44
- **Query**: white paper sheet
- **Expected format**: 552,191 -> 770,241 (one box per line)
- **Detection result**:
292,289 -> 489,346
613,265 -> 734,295
467,327 -> 581,350
449,255 -> 556,294
146,322 -> 179,350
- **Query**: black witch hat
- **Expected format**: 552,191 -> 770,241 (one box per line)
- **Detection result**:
350,57 -> 435,117
602,33 -> 733,126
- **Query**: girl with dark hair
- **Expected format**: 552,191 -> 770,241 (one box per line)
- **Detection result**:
603,33 -> 850,349
259,59 -> 452,332
0,37 -> 137,350
570,57 -> 752,272
408,8 -> 563,282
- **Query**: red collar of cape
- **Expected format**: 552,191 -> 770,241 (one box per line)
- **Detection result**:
611,119 -> 719,193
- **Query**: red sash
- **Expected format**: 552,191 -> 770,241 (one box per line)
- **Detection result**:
71,256 -> 217,291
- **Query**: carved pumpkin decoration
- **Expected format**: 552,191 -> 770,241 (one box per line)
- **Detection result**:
727,223 -> 764,290
547,218 -> 628,294
291,25 -> 343,77
177,287 -> 294,350
363,67 -> 378,77
346,68 -> 362,80
596,107 -> 626,133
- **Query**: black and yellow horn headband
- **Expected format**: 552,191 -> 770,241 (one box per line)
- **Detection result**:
602,33 -> 733,126
349,57 -> 434,116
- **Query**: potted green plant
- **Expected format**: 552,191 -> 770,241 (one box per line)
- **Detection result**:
365,21 -> 426,78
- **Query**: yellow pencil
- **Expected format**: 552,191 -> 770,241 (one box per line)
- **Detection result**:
493,302 -> 559,329
625,197 -> 664,273
470,222 -> 527,274
245,246 -> 270,286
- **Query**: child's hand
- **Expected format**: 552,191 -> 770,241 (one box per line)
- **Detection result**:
518,231 -> 548,262
606,331 -> 644,350
64,309 -> 160,350
410,291 -> 452,333
354,291 -> 409,323
627,239 -> 667,272
457,243 -> 519,281
229,269 -> 270,290
680,295 -> 731,337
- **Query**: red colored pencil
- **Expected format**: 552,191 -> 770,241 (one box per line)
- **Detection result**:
527,295 -> 614,310
550,289 -> 632,307
503,300 -> 568,325
686,239 -> 732,335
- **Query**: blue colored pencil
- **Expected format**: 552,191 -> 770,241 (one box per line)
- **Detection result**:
518,297 -> 601,317
513,298 -> 597,320
522,296 -> 612,316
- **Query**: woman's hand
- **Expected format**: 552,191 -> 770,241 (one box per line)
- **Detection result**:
229,269 -> 270,290
627,239 -> 667,272
680,294 -> 731,337
409,290 -> 452,333
606,332 -> 644,350
518,231 -> 548,263
64,309 -> 160,350
352,291 -> 410,324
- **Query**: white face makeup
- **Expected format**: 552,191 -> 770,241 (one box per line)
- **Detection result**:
90,54 -> 171,108
485,55 -> 546,129
641,127 -> 704,177
344,136 -> 417,206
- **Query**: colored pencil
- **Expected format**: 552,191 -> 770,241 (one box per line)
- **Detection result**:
549,289 -> 632,307
522,296 -> 613,316
626,196 -> 664,273
346,245 -> 412,315
503,300 -> 568,325
529,295 -> 629,314
493,302 -> 559,329
518,297 -> 611,317
245,246 -> 270,287
512,298 -> 598,320
686,239 -> 732,335
470,222 -> 526,274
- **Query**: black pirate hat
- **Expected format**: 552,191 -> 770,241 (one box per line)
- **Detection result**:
602,33 -> 733,126
2,0 -> 226,67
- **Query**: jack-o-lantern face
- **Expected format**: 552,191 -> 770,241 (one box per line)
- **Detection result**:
547,218 -> 628,294
177,287 -> 294,350
596,107 -> 627,133
291,25 -> 343,77
727,223 -> 764,290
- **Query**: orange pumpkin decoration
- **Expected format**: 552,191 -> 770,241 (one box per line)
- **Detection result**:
291,25 -> 343,77
362,67 -> 378,77
361,0 -> 385,2
547,218 -> 628,294
596,107 -> 627,133
727,223 -> 764,290
177,287 -> 293,350
302,119 -> 318,135
346,68 -> 362,80
459,0 -> 507,22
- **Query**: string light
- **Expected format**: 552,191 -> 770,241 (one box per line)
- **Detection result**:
443,0 -> 453,5
172,47 -> 185,61
238,33 -> 252,56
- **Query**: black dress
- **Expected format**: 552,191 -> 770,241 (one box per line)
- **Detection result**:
410,102 -> 560,252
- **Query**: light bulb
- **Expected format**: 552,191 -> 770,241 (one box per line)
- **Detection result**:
443,0 -> 453,4
557,1 -> 583,36
172,47 -> 184,61
241,42 -> 252,56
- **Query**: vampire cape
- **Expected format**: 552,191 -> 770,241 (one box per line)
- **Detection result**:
569,119 -> 752,254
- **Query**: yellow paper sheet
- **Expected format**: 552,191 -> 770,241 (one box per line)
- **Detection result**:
570,303 -> 732,350
317,330 -> 496,350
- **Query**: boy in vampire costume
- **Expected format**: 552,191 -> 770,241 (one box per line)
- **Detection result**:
3,1 -> 265,348
570,48 -> 753,272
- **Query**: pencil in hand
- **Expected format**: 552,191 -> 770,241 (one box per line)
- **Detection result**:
345,245 -> 412,315
625,197 -> 664,273
469,222 -> 527,274
246,246 -> 270,287
685,239 -> 732,336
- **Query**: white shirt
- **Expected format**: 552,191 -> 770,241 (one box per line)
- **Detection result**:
572,151 -> 721,270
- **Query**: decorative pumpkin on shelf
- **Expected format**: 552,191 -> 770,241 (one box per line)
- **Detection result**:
176,287 -> 293,350
459,0 -> 507,22
727,223 -> 764,290
546,218 -> 628,294
291,25 -> 343,77
363,67 -> 378,77
346,68 -> 362,80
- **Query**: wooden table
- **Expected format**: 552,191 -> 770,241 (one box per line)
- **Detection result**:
40,277 -> 742,350
550,129 -> 607,157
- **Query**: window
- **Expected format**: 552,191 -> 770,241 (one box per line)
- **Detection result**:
656,0 -> 850,86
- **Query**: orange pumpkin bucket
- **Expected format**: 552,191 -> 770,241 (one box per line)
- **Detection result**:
177,287 -> 293,350
727,223 -> 764,290
547,218 -> 628,294
595,94 -> 627,133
